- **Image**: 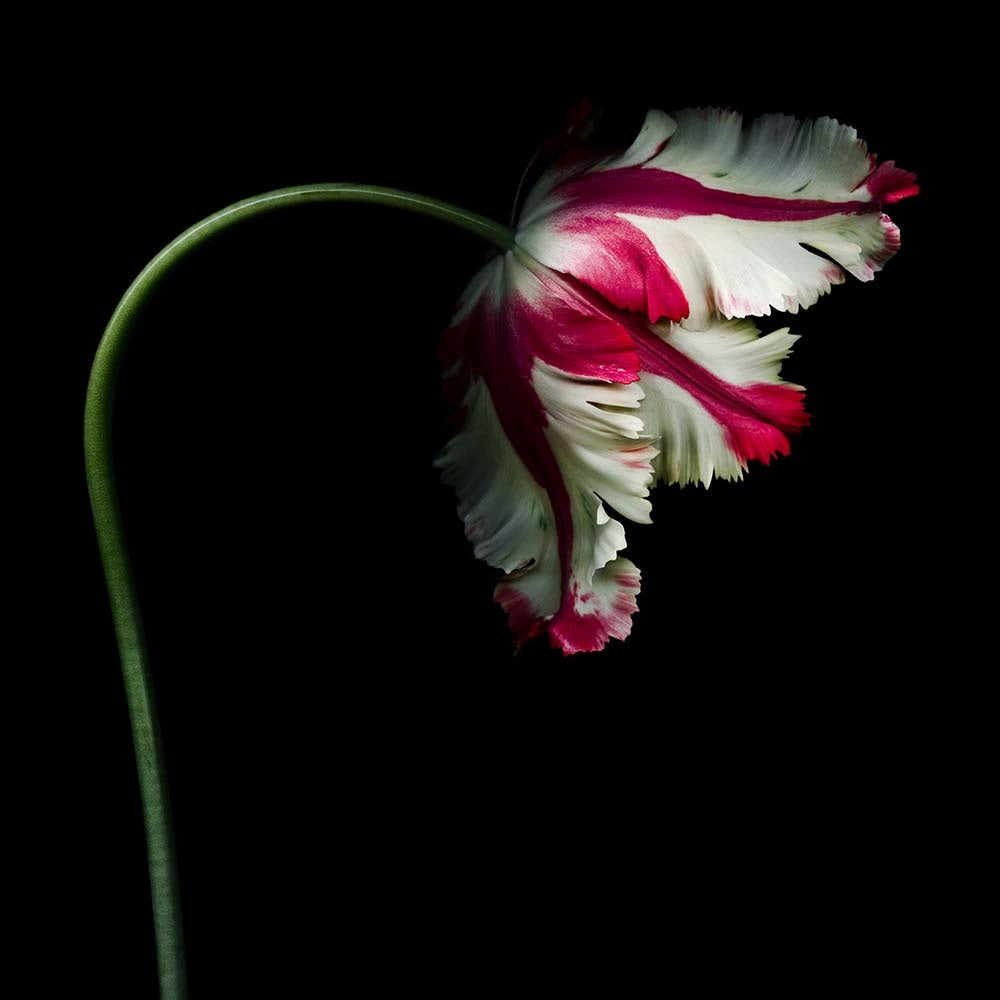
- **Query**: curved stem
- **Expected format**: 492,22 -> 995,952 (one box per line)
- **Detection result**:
84,185 -> 515,999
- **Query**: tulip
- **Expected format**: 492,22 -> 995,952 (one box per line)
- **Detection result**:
85,104 -> 915,998
439,107 -> 915,654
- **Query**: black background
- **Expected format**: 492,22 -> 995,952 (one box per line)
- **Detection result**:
62,40 -> 953,996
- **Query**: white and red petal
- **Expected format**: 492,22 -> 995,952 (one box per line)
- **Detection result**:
632,317 -> 809,487
435,253 -> 656,654
517,107 -> 917,328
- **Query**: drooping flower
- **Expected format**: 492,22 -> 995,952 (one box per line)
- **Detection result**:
438,107 -> 916,654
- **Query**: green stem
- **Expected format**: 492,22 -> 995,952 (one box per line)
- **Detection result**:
84,184 -> 514,999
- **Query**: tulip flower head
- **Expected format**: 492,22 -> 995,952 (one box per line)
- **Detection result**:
436,106 -> 917,654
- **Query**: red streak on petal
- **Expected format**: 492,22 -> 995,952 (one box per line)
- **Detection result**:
548,605 -> 612,654
560,166 -> 878,223
452,259 -> 643,644
542,163 -> 915,323
857,160 -> 920,204
867,214 -> 902,270
556,216 -> 690,322
633,327 -> 809,466
547,578 -> 640,655
495,583 -> 547,647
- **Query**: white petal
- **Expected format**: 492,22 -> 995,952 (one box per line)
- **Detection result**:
437,253 -> 657,653
516,107 -> 915,325
619,211 -> 895,329
435,376 -> 550,577
645,108 -> 876,201
603,109 -> 677,170
631,317 -> 809,487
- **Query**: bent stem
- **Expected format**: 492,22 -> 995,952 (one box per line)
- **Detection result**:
84,184 -> 515,999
